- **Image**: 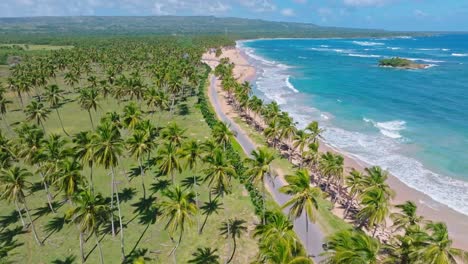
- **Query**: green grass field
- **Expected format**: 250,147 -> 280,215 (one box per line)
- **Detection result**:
0,67 -> 260,263
0,44 -> 73,51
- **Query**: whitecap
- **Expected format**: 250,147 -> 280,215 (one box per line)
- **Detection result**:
452,53 -> 468,57
348,53 -> 381,58
387,47 -> 401,50
352,41 -> 385,46
285,76 -> 299,93
364,118 -> 406,139
320,45 -> 329,48
406,58 -> 445,63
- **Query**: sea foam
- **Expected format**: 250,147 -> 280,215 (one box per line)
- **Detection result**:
352,41 -> 385,46
452,53 -> 468,57
364,118 -> 406,139
348,53 -> 381,58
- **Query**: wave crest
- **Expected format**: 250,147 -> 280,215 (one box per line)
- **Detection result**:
364,118 -> 406,139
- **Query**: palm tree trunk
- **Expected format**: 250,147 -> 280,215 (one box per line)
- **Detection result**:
224,200 -> 230,264
95,232 -> 104,264
305,212 -> 309,252
113,168 -> 125,262
23,200 -> 43,246
37,168 -> 55,213
55,108 -> 69,136
110,168 -> 116,237
40,121 -> 46,134
88,110 -> 94,130
262,183 -> 266,225
199,213 -> 210,234
79,231 -> 85,263
89,163 -> 94,194
138,157 -> 146,198
194,175 -> 200,233
227,237 -> 237,264
14,200 -> 25,227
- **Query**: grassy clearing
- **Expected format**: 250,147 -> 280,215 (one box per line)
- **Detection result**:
0,44 -> 73,51
0,68 -> 260,263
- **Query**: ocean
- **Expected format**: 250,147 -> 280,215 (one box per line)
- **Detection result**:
238,34 -> 468,216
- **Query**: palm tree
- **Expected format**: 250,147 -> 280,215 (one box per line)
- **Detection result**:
188,247 -> 220,264
321,229 -> 380,264
53,158 -> 85,203
203,149 -> 235,197
357,188 -> 390,236
0,93 -> 12,131
305,121 -> 323,144
254,210 -> 300,261
73,131 -> 95,192
157,142 -> 182,184
361,166 -> 395,200
245,147 -> 275,224
0,166 -> 42,245
66,189 -> 110,264
264,120 -> 282,148
319,152 -> 344,194
122,102 -> 142,130
390,201 -> 424,232
145,87 -> 169,124
160,185 -> 197,262
302,142 -> 320,172
44,84 -> 68,135
220,218 -> 247,264
24,100 -> 51,132
180,139 -> 203,171
78,87 -> 99,129
127,130 -> 154,196
293,130 -> 311,162
199,198 -> 223,234
344,169 -> 364,218
161,122 -> 187,148
413,222 -> 468,264
279,168 -> 322,250
212,122 -> 234,151
92,121 -> 124,253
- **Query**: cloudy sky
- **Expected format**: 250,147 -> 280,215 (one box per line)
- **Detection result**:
1,0 -> 467,31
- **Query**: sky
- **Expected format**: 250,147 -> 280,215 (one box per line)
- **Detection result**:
1,0 -> 467,31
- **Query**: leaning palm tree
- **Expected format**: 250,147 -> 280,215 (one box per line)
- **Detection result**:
0,94 -> 12,131
160,185 -> 197,262
66,189 -> 110,264
220,218 -> 247,264
24,100 -> 51,132
44,84 -> 69,135
321,229 -> 380,264
390,201 -> 424,233
0,166 -> 42,245
413,222 -> 468,264
319,152 -> 344,193
92,121 -> 124,258
305,121 -> 323,144
245,147 -> 275,224
188,247 -> 220,264
279,168 -> 322,250
344,169 -> 364,218
357,188 -> 390,236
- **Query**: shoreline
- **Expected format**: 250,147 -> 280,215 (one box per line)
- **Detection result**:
203,46 -> 468,249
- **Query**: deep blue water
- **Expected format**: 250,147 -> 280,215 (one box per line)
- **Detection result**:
239,34 -> 468,215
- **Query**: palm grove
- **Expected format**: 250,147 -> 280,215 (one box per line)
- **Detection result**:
213,57 -> 468,264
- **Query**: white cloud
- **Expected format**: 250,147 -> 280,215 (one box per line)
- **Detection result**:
281,8 -> 295,16
293,0 -> 307,3
414,9 -> 428,17
238,0 -> 276,12
343,0 -> 389,7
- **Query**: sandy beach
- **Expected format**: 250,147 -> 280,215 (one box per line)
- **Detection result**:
203,47 -> 468,249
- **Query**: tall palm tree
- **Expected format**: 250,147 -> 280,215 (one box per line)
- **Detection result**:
0,93 -> 12,131
160,185 -> 197,262
24,100 -> 51,132
203,149 -> 235,197
279,168 -> 322,250
245,147 -> 275,224
361,166 -> 395,200
78,88 -> 99,129
344,169 -> 364,218
220,218 -> 247,264
188,247 -> 220,264
44,84 -> 68,135
357,188 -> 390,236
321,229 -> 380,264
66,189 -> 110,264
161,123 -> 187,148
0,166 -> 42,245
199,198 -> 223,234
73,131 -> 95,192
180,139 -> 203,171
127,130 -> 154,197
92,121 -> 124,253
319,152 -> 344,194
53,158 -> 85,203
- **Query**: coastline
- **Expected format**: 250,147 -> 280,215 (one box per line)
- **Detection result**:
203,46 -> 468,249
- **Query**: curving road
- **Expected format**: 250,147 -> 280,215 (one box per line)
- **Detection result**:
208,75 -> 325,261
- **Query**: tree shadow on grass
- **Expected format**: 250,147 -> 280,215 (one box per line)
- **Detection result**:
0,211 -> 21,230
150,179 -> 171,195
178,103 -> 190,116
0,226 -> 26,244
42,216 -> 67,243
33,201 -> 64,220
118,187 -> 137,203
51,254 -> 76,264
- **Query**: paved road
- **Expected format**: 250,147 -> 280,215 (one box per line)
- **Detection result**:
208,75 -> 325,261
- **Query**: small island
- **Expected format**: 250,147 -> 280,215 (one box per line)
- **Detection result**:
379,57 -> 428,69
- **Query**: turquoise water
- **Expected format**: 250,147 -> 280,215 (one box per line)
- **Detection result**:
239,35 -> 468,215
